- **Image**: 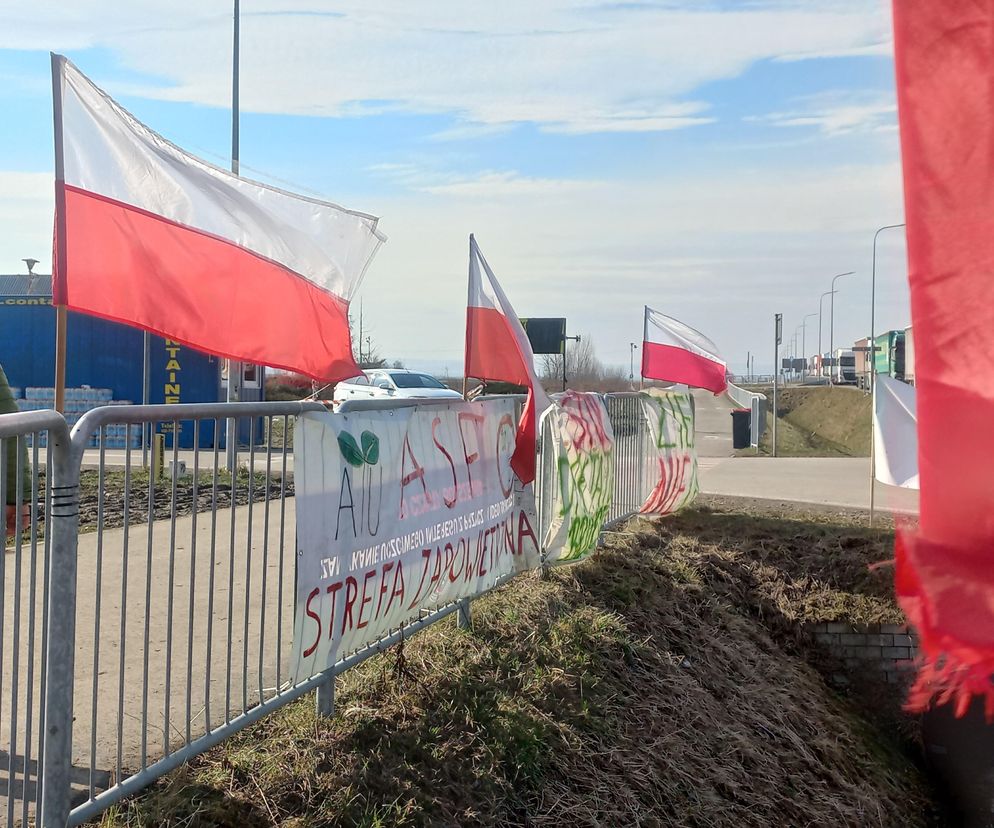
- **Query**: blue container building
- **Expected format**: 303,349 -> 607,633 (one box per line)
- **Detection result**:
0,275 -> 266,449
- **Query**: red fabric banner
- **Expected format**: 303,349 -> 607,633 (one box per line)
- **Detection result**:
892,0 -> 994,714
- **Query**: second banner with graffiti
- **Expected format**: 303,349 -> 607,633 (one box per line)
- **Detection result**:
291,398 -> 541,682
639,389 -> 699,515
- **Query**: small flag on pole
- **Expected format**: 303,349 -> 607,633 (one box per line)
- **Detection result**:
464,235 -> 551,484
641,306 -> 727,394
51,54 -> 385,382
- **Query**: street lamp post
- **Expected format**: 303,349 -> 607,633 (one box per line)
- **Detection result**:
870,225 -> 906,394
818,290 -> 835,380
800,312 -> 817,380
869,223 -> 906,526
829,271 -> 855,385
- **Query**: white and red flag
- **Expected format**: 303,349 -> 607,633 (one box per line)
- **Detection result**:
464,235 -> 551,484
641,306 -> 727,394
51,54 -> 384,382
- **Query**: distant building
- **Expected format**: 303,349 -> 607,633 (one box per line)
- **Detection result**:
0,274 -> 265,447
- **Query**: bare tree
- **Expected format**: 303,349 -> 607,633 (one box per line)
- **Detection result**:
541,335 -> 605,389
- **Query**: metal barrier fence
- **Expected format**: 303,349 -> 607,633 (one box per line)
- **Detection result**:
0,410 -> 69,827
726,381 -> 767,448
1,392 -> 675,826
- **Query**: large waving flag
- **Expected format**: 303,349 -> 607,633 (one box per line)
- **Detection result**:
465,235 -> 551,484
641,306 -> 727,394
51,54 -> 384,382
892,1 -> 994,715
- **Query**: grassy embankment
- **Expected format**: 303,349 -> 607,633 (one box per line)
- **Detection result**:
96,498 -> 939,828
743,386 -> 871,458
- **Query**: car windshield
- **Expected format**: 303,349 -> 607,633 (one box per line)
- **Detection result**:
390,372 -> 446,389
841,357 -> 855,366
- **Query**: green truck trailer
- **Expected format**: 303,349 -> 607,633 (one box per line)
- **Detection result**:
873,330 -> 905,381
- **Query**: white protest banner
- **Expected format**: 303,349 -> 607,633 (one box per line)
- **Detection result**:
542,391 -> 616,565
291,398 -> 541,682
639,389 -> 699,515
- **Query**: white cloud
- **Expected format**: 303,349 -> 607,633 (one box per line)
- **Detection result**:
351,158 -> 908,371
0,172 -> 53,273
750,91 -> 897,135
368,164 -> 600,197
426,122 -> 515,142
0,1 -> 891,133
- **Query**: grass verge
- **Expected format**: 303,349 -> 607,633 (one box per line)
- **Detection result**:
96,499 -> 937,827
743,386 -> 871,457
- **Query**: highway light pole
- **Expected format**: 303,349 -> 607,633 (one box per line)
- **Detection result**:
829,271 -> 855,386
870,224 -> 906,395
772,313 -> 782,457
869,223 -> 906,526
818,290 -> 835,379
800,313 -> 817,381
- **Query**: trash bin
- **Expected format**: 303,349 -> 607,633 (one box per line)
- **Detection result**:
730,408 -> 751,449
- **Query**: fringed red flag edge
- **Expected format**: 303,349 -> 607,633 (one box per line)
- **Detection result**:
895,530 -> 994,721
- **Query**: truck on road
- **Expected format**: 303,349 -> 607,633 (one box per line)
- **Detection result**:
873,330 -> 905,382
832,349 -> 857,385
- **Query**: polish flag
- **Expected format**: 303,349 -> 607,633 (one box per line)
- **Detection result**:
51,54 -> 385,382
892,0 -> 994,715
465,235 -> 551,484
641,306 -> 727,394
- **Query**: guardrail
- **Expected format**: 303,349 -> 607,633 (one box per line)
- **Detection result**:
726,382 -> 767,448
1,392 -> 683,825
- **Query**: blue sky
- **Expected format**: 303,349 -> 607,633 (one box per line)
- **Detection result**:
0,0 -> 909,375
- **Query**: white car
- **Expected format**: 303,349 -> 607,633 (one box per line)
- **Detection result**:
333,369 -> 462,404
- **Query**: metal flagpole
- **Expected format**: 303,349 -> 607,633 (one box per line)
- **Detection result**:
54,309 -> 67,413
225,0 -> 243,473
142,331 -> 150,467
51,54 -> 68,415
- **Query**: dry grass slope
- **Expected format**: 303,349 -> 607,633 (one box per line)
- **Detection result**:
747,386 -> 872,457
97,500 -> 935,828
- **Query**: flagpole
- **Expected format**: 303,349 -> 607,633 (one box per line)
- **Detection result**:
225,0 -> 242,473
141,331 -> 150,466
51,54 -> 68,414
54,307 -> 67,413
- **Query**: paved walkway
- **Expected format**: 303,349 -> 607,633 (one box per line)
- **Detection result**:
1,498 -> 298,820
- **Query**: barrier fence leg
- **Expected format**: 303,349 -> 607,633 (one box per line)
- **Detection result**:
316,673 -> 336,718
456,598 -> 472,629
39,428 -> 79,827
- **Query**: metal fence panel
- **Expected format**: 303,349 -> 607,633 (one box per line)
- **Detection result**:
0,410 -> 70,826
602,393 -> 649,524
16,391 -> 689,825
50,401 -> 323,825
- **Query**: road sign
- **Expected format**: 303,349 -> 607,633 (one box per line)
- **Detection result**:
775,313 -> 782,345
519,317 -> 566,354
